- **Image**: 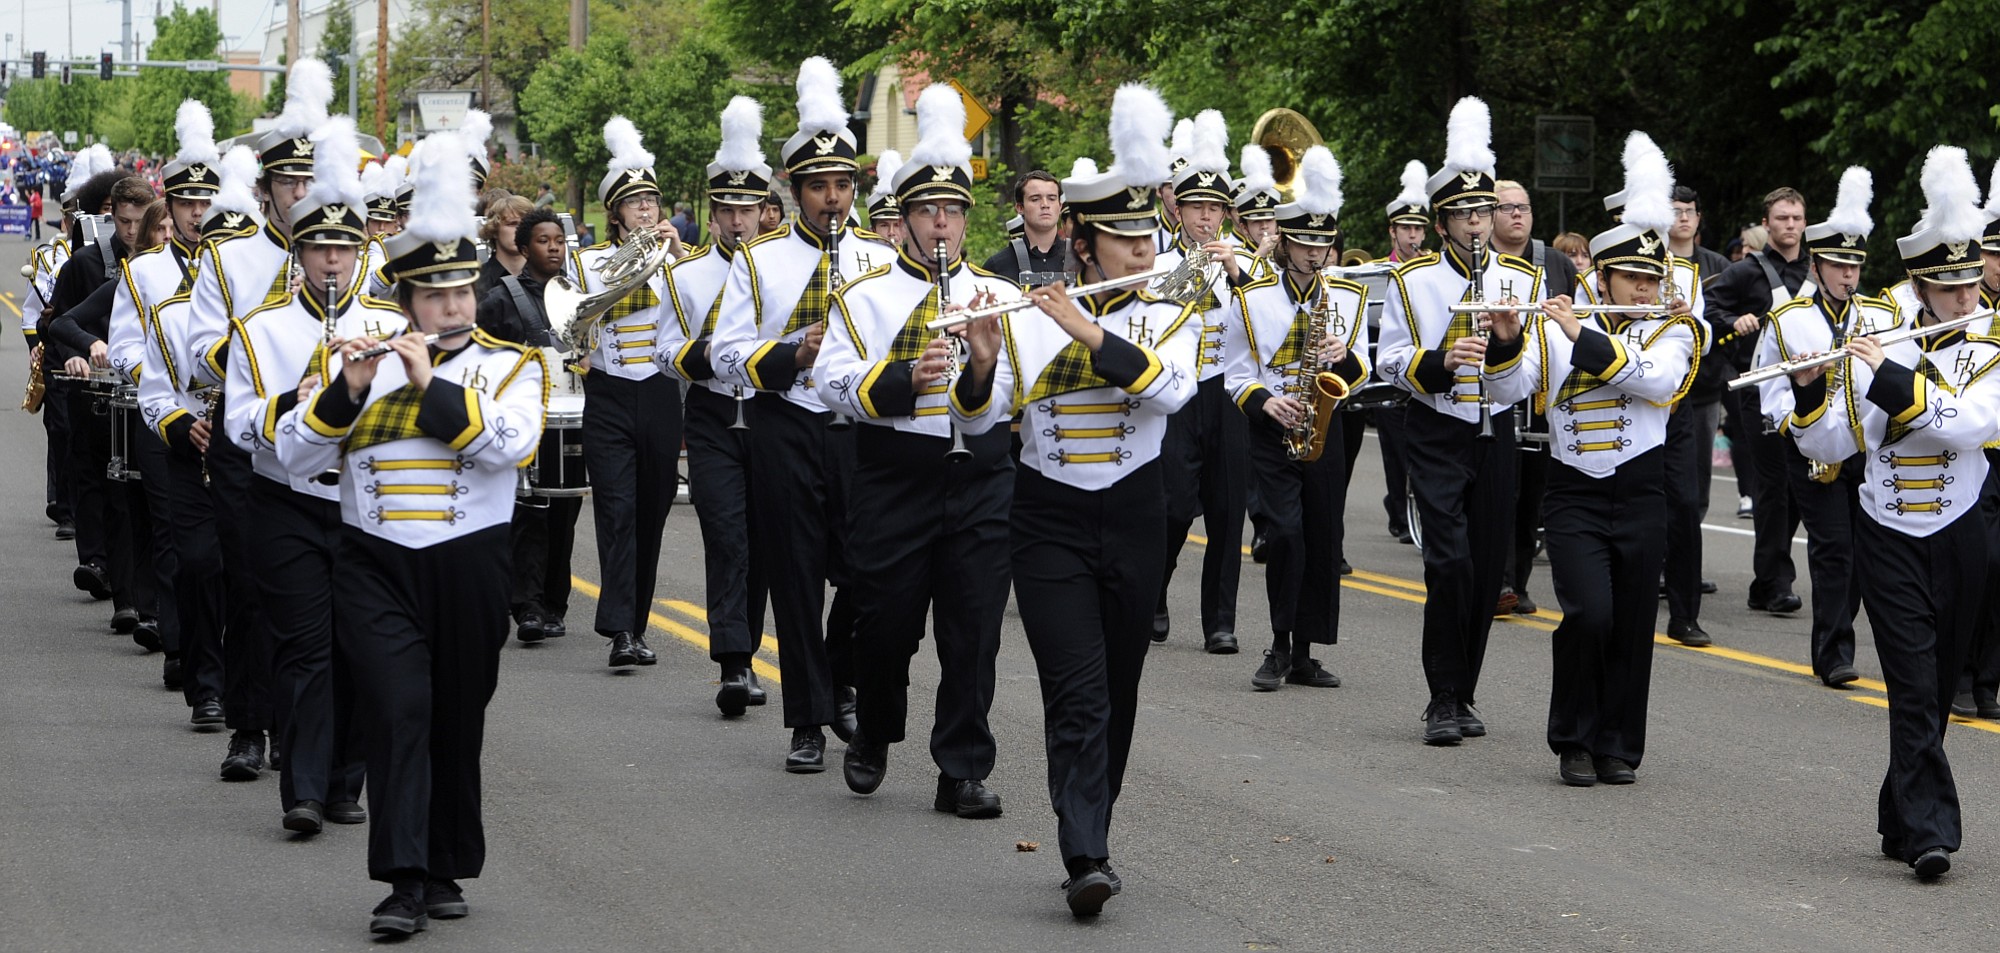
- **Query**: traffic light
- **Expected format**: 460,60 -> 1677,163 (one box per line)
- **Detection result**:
99,52 -> 112,81
60,63 -> 71,85
30,51 -> 44,79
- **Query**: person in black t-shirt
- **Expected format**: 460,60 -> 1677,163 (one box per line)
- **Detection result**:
980,170 -> 1066,287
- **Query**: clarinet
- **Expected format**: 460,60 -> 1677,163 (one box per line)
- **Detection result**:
1470,234 -> 1494,441
937,240 -> 971,463
824,212 -> 853,431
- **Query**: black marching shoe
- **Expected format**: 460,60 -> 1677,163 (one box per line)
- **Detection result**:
606,631 -> 639,668
1823,665 -> 1861,689
1667,620 -> 1713,648
515,612 -> 546,644
1592,756 -> 1636,784
630,632 -> 658,665
1700,579 -> 1718,594
543,617 -> 568,638
131,619 -> 162,652
1286,656 -> 1341,688
1100,860 -> 1123,895
786,727 -> 827,773
1559,750 -> 1596,786
831,686 -> 858,742
935,775 -> 1003,819
1340,558 -> 1353,576
1912,847 -> 1951,880
219,730 -> 267,781
110,607 -> 139,634
369,886 -> 429,937
843,736 -> 887,794
1251,650 -> 1290,692
716,672 -> 751,717
283,799 -> 324,835
54,519 -> 75,541
1251,529 -> 1269,564
1063,862 -> 1114,917
1513,593 -> 1538,615
162,655 -> 185,691
1151,609 -> 1170,643
73,562 -> 111,600
746,670 -> 767,706
1204,630 -> 1239,655
326,800 -> 368,824
190,698 -> 224,731
267,737 -> 282,772
425,879 -> 469,919
1747,592 -> 1803,614
1978,693 -> 2000,720
1456,701 -> 1486,737
1422,694 -> 1463,746
1951,691 -> 1978,717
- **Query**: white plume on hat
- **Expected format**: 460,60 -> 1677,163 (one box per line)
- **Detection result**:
273,58 -> 333,139
1443,97 -> 1494,176
869,150 -> 902,203
1984,159 -> 2000,220
1918,146 -> 1985,244
1168,118 -> 1193,163
1618,132 -> 1675,236
383,153 -> 409,187
306,116 -> 365,210
794,56 -> 848,135
1187,110 -> 1228,175
209,145 -> 264,223
1238,145 -> 1274,193
359,161 -> 392,200
714,96 -> 765,171
459,109 -> 491,150
1291,145 -> 1343,218
907,83 -> 971,171
1824,167 -> 1874,237
1069,156 -> 1099,179
1393,160 -> 1428,208
603,116 -> 654,175
173,100 -> 219,166
1108,84 -> 1174,188
406,131 -> 476,245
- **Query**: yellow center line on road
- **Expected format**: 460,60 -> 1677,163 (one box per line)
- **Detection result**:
0,291 -> 21,318
1848,694 -> 2000,736
567,575 -> 783,683
657,598 -> 782,656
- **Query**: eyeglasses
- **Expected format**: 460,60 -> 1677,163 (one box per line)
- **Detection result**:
1442,207 -> 1492,222
1672,208 -> 1699,219
1494,203 -> 1531,216
907,203 -> 967,220
620,195 -> 661,211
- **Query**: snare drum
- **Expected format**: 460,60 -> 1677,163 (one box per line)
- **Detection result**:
519,394 -> 589,503
107,383 -> 142,482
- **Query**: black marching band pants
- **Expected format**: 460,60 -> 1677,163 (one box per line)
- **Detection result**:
1784,442 -> 1862,678
1375,403 -> 1412,536
207,403 -> 272,733
130,420 -> 181,655
1858,510 -> 1984,861
43,377 -> 73,521
1744,392 -> 1800,603
683,386 -> 767,666
1544,448 -> 1666,766
1012,461 -> 1165,866
1248,413 -> 1343,646
338,523 -> 510,884
846,424 -> 1010,780
1160,376 -> 1243,637
580,373 -> 681,637
165,432 -> 225,707
1662,400 -> 1720,626
1959,451 -> 2000,702
1504,406 -> 1548,597
1403,402 -> 1516,706
252,477 -> 364,811
747,396 -> 853,728
510,420 -> 584,624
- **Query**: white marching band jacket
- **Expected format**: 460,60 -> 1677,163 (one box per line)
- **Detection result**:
816,251 -> 1024,438
189,223 -> 293,389
275,327 -> 547,548
657,242 -> 742,398
1224,271 -> 1371,415
1753,293 -> 1902,431
1377,245 -> 1545,422
225,273 -> 404,500
1501,311 -> 1697,476
1153,239 -> 1259,382
951,287 -> 1199,491
711,220 -> 896,414
1791,323 -> 2000,537
23,238 -> 68,336
107,239 -> 193,386
573,236 -> 676,382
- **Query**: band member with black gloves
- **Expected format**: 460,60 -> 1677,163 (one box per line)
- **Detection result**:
1710,187 -> 1811,617
1225,145 -> 1367,692
951,85 -> 1197,918
714,57 -> 892,769
1155,109 -> 1253,655
276,132 -> 545,934
477,206 -> 582,643
654,96 -> 774,715
1789,146 -> 1999,880
1752,168 -> 1890,687
1487,142 -> 1696,786
225,117 -> 384,830
982,170 -> 1067,288
575,116 -> 683,670
815,84 -> 1018,816
142,144 -> 261,715
1375,98 -> 1542,746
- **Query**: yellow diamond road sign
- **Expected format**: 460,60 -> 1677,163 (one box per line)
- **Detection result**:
949,80 -> 993,142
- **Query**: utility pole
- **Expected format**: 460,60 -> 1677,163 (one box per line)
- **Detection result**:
479,0 -> 489,111
348,0 -> 359,119
568,0 -> 586,212
375,0 -> 388,145
285,0 -> 299,67
120,0 -> 131,62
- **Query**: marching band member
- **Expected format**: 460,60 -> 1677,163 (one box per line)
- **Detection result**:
1752,168 -> 1890,687
1788,146 -> 2000,879
713,57 -> 893,769
1156,109 -> 1251,655
655,96 -> 773,713
275,131 -> 545,933
1375,97 -> 1543,746
29,145 -> 106,546
1956,169 -> 2000,719
1487,141 -> 1695,786
1372,159 -> 1431,547
1231,143 -> 1284,561
575,116 -> 682,670
815,84 -> 1019,816
863,149 -> 903,245
1224,145 -> 1366,691
225,117 -> 383,831
951,84 -> 1198,917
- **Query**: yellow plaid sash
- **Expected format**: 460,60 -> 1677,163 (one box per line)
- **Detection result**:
783,251 -> 831,335
1028,340 -> 1113,401
1267,309 -> 1312,369
343,385 -> 427,453
698,285 -> 728,340
885,287 -> 941,362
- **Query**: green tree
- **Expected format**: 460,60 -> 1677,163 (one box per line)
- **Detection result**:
130,4 -> 241,154
4,78 -> 108,141
319,3 -> 356,113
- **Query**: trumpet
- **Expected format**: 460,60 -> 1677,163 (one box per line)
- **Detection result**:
1727,308 -> 1995,391
924,262 -> 1183,334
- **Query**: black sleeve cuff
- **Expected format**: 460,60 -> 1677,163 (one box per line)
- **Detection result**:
1090,333 -> 1152,389
1865,360 -> 1919,418
1413,348 -> 1455,392
954,364 -> 994,412
1790,374 -> 1827,420
680,344 -> 715,381
1242,387 -> 1274,425
863,361 -> 917,418
753,342 -> 801,390
272,389 -> 300,420
1569,330 -> 1618,377
317,374 -> 370,429
416,379 -> 475,443
1330,352 -> 1365,383
163,414 -> 195,448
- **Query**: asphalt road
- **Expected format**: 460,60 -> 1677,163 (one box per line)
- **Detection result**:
2,290 -> 1998,951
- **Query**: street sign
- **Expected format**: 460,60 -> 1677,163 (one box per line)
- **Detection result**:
415,90 -> 475,134
61,131 -> 76,144
948,79 -> 992,142
184,60 -> 219,72
969,156 -> 988,182
1534,115 -> 1594,193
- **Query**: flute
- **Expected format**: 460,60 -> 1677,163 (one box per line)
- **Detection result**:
347,323 -> 478,359
924,263 -> 1178,333
1728,308 -> 1995,390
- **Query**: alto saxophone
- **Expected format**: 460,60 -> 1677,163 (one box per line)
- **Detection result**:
1281,277 -> 1351,462
21,344 -> 45,413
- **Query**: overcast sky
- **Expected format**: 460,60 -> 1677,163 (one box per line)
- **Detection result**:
2,0 -> 295,62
